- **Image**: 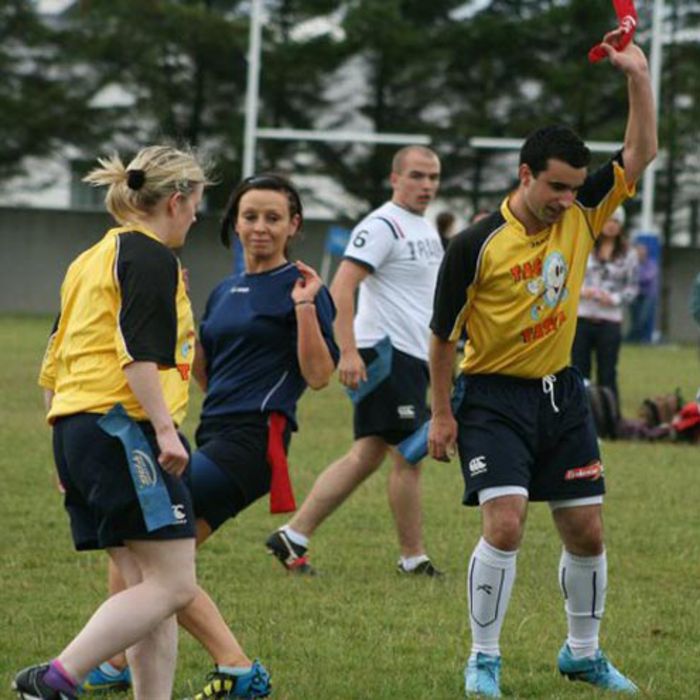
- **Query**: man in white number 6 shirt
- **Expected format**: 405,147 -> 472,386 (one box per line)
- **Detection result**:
266,145 -> 445,576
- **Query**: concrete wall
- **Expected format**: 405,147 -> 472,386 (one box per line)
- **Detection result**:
0,206 -> 337,320
2,206 -> 700,344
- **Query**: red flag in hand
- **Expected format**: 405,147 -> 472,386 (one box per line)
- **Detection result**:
588,0 -> 638,63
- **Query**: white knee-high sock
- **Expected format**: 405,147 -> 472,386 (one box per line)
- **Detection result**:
559,548 -> 607,659
467,537 -> 517,657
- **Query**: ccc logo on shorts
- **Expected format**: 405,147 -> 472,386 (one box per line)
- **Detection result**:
398,405 -> 416,419
132,449 -> 157,488
469,455 -> 488,476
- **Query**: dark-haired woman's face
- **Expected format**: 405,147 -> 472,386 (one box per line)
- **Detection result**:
236,189 -> 300,268
601,218 -> 623,238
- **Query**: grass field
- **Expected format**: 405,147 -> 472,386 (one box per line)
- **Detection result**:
0,315 -> 698,699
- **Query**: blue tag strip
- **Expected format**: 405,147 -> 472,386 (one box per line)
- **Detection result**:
397,421 -> 430,465
397,375 -> 467,466
98,404 -> 177,532
346,336 -> 393,405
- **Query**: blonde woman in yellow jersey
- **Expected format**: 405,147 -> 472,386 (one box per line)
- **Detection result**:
429,36 -> 656,698
14,146 -> 210,700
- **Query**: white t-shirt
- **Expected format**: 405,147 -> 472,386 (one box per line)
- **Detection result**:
344,201 -> 443,361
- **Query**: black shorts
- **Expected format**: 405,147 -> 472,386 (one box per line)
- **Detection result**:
191,412 -> 291,531
53,413 -> 196,551
455,367 -> 604,506
354,346 -> 429,445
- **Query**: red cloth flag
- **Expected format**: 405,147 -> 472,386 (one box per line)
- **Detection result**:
267,411 -> 297,514
588,0 -> 638,63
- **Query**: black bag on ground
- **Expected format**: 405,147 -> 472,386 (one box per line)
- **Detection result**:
585,383 -> 619,440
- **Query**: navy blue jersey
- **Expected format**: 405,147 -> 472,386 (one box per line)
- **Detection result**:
199,262 -> 339,428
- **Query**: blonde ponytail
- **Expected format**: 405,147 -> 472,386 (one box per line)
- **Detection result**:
83,145 -> 212,224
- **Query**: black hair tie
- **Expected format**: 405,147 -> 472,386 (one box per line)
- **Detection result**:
126,169 -> 146,190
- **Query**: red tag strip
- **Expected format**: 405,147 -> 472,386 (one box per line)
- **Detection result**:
267,411 -> 297,514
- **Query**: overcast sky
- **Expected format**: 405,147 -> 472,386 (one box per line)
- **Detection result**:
36,0 -> 71,12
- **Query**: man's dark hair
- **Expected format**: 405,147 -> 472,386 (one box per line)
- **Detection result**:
519,125 -> 591,176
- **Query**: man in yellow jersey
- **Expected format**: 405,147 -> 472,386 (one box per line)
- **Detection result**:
428,35 -> 656,698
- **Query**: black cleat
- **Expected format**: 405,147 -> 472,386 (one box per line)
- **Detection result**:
13,664 -> 77,700
265,529 -> 316,575
397,559 -> 444,577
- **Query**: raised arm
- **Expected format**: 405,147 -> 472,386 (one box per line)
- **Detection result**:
329,259 -> 370,389
602,34 -> 657,186
292,260 -> 336,390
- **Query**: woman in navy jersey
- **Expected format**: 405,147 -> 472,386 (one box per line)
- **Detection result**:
179,173 -> 339,699
190,174 -> 339,534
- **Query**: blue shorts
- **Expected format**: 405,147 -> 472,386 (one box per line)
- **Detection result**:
455,367 -> 604,506
191,412 -> 291,531
53,413 -> 196,551
354,346 -> 429,445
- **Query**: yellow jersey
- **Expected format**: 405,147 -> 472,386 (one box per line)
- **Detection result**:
431,155 -> 634,378
39,224 -> 194,425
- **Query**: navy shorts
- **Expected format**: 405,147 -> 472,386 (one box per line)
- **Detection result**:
354,346 -> 429,445
455,367 -> 604,506
191,412 -> 291,531
53,413 -> 196,551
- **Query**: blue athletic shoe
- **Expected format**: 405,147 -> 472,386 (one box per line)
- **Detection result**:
188,660 -> 271,699
81,663 -> 131,693
464,653 -> 502,697
558,644 -> 639,693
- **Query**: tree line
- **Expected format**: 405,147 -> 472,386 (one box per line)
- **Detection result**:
2,0 -> 698,241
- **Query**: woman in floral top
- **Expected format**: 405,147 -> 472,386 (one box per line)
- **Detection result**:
572,206 -> 638,407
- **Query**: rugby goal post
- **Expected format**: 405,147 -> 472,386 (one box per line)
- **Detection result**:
238,0 -> 431,276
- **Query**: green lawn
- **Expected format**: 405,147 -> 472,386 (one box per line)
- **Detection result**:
0,316 -> 698,699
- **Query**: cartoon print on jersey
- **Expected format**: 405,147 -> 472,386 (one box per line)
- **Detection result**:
176,330 -> 196,381
181,330 -> 195,358
526,251 -> 569,321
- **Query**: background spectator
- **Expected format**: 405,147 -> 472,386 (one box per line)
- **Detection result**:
436,210 -> 457,249
626,240 -> 659,343
572,206 -> 638,407
690,271 -> 700,328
